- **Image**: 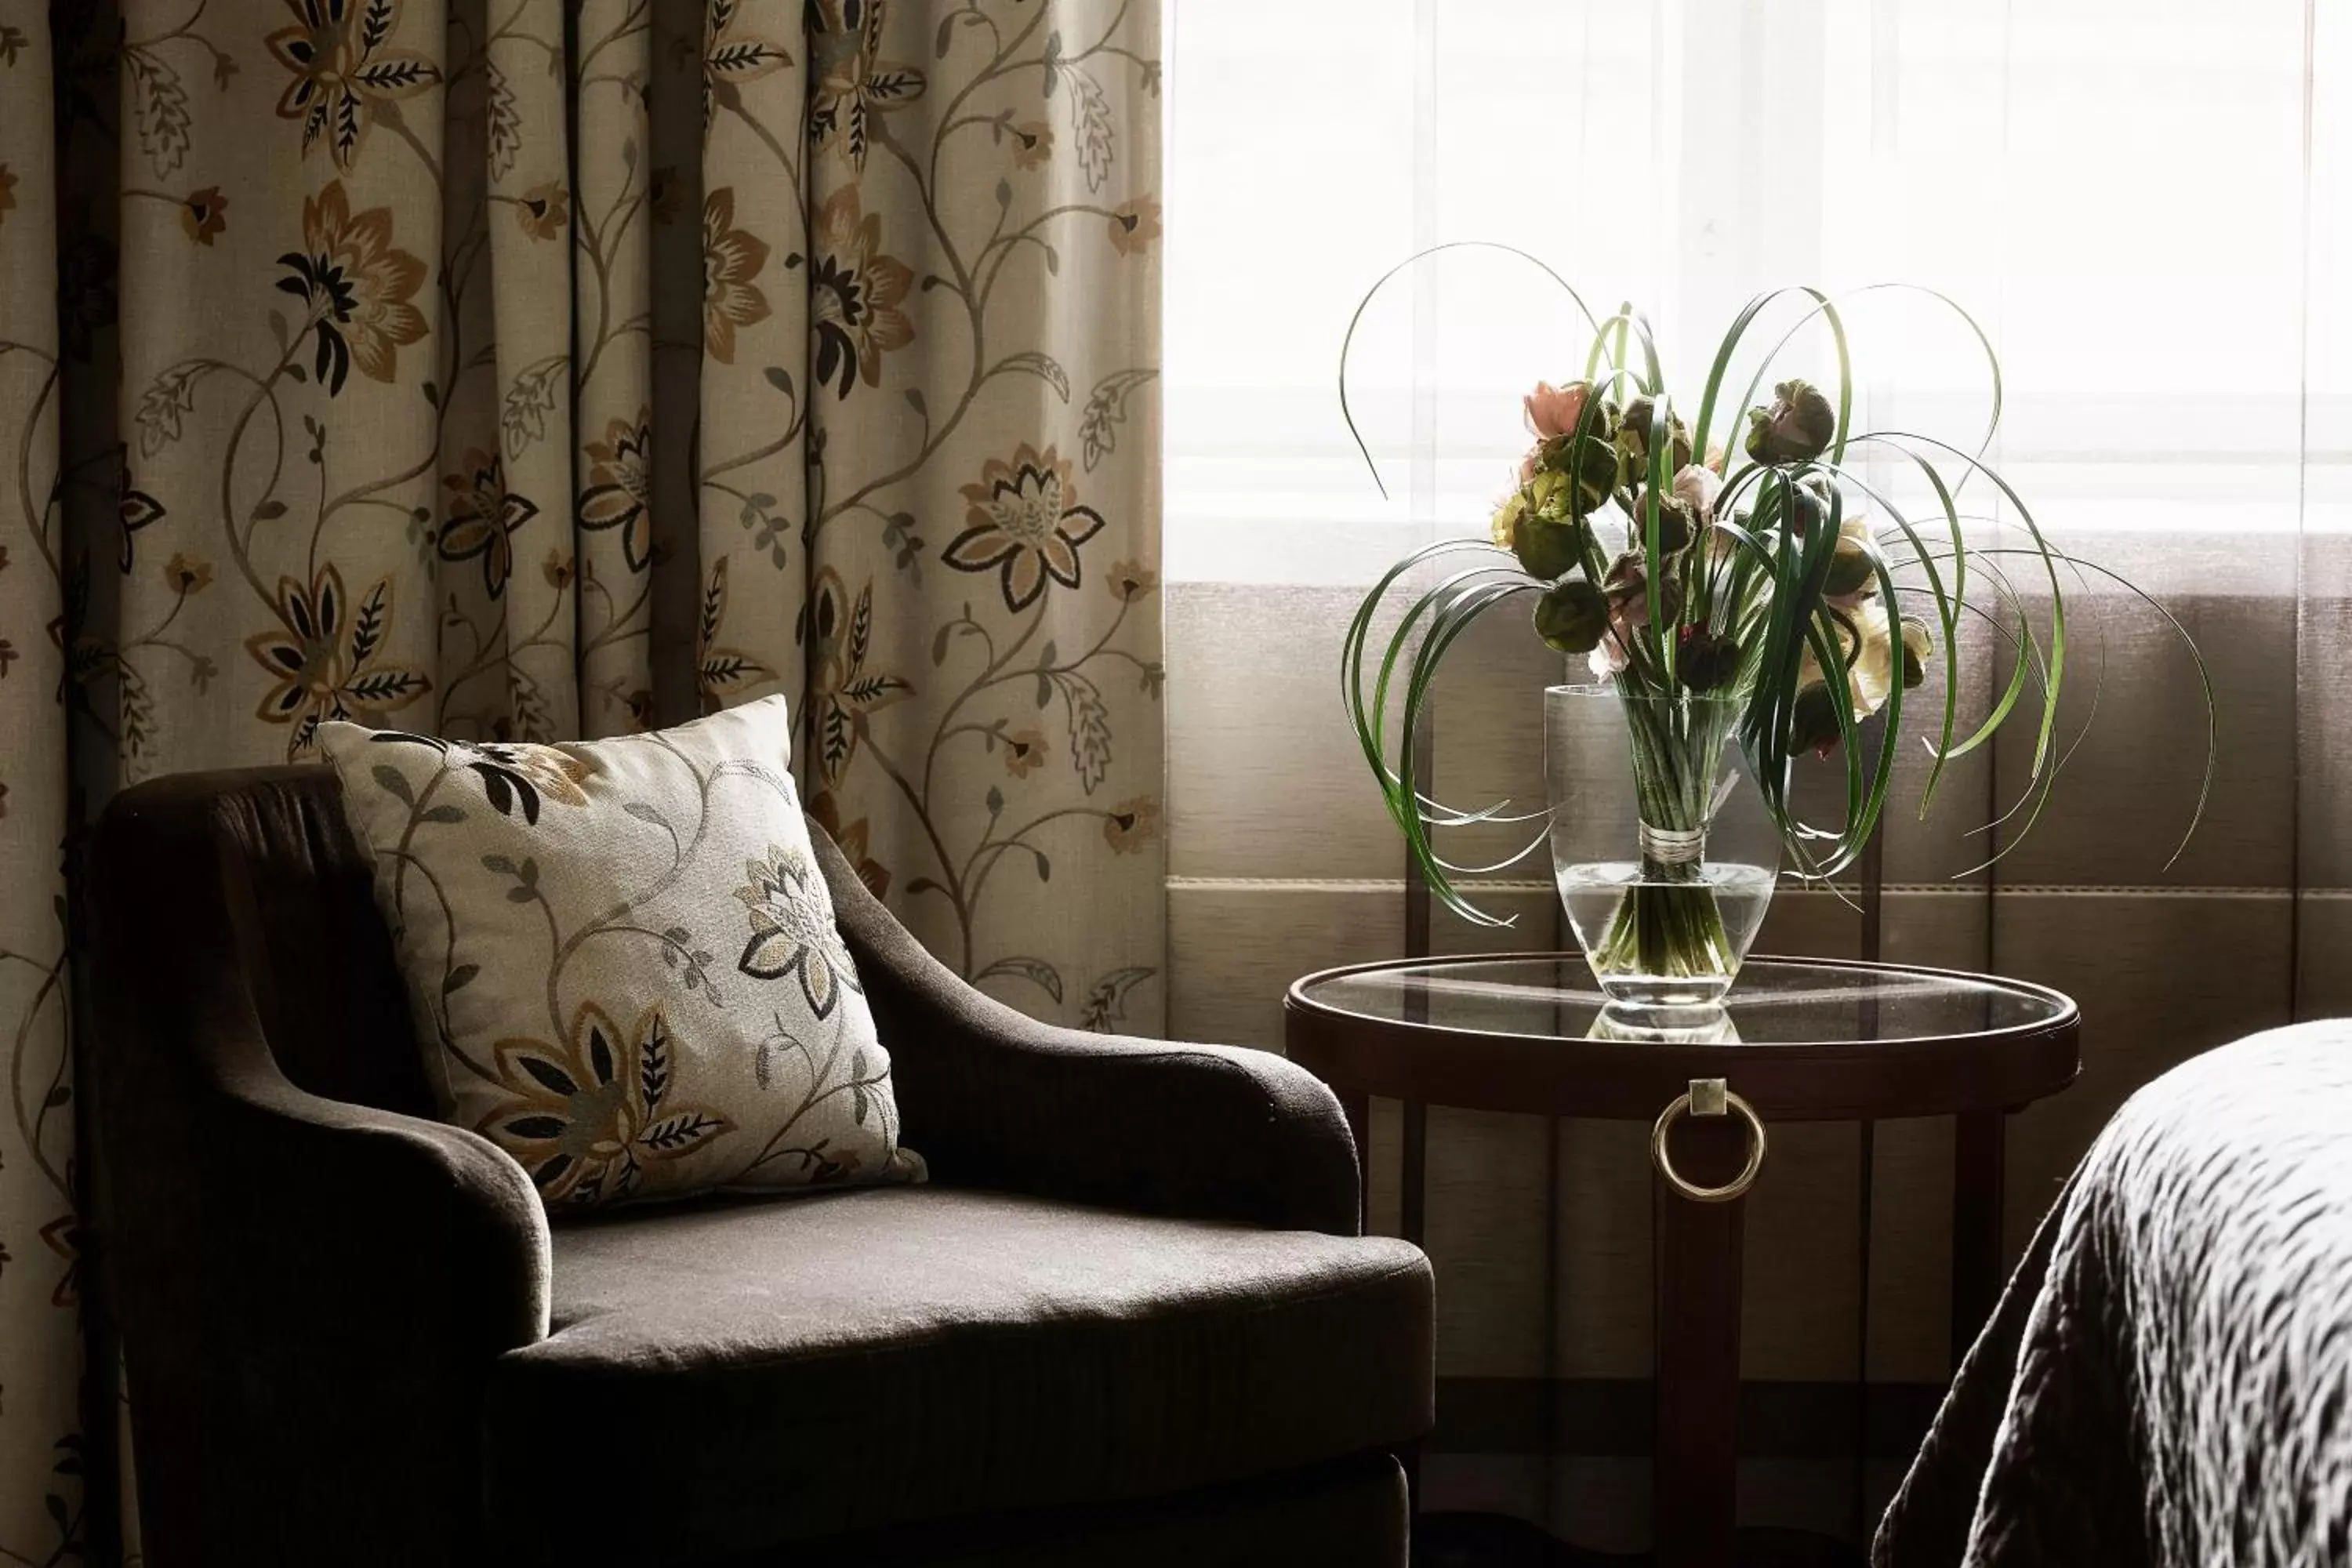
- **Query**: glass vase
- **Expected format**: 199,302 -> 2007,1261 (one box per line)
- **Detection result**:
1545,683 -> 1780,1022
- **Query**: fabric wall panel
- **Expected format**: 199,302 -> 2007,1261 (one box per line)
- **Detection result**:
1990,889 -> 2297,1254
1165,583 -> 1406,883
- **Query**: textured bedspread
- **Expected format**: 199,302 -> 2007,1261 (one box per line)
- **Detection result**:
1875,1022 -> 2352,1568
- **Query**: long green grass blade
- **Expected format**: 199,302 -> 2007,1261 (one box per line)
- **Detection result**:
1338,241 -> 1602,500
1642,393 -> 1674,679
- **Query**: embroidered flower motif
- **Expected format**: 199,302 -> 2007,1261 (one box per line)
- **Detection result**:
479,1001 -> 732,1208
578,410 -> 654,572
1010,121 -> 1053,169
943,443 -> 1106,613
1103,795 -> 1159,854
804,566 -> 910,786
701,187 -> 771,365
1106,559 -> 1157,601
515,180 -> 568,241
809,186 -> 914,397
38,1210 -> 79,1308
700,0 -> 792,128
265,0 -> 440,172
808,789 -> 890,900
245,565 -> 430,755
694,555 -> 779,714
737,843 -> 862,1018
807,0 -> 926,169
800,1144 -> 863,1183
274,180 -> 428,395
0,164 -> 16,227
118,459 -> 166,573
541,548 -> 575,590
370,731 -> 594,822
1107,196 -> 1162,256
179,187 -> 227,245
468,742 -> 592,820
163,553 -> 212,594
1003,726 -> 1047,779
437,447 -> 539,598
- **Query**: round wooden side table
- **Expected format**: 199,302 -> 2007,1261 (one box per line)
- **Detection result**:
1283,953 -> 2080,1568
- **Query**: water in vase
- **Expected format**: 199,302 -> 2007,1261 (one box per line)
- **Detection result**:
1554,858 -> 1777,1010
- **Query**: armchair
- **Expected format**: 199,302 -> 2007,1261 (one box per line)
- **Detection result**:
85,766 -> 1432,1567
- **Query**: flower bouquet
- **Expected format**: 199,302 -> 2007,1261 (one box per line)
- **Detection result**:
1341,250 -> 2212,1016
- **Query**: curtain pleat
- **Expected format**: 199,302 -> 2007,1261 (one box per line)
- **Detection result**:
0,10 -> 80,1560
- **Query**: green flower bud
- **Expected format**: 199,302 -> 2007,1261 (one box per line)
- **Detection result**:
1676,630 -> 1741,694
1788,682 -> 1843,756
1526,467 -> 1573,521
1744,378 -> 1838,465
1899,616 -> 1933,690
1490,488 -> 1527,549
1618,397 -> 1693,475
1568,431 -> 1624,517
1825,535 -> 1878,597
1512,514 -> 1587,581
1533,578 -> 1609,654
1632,493 -> 1694,556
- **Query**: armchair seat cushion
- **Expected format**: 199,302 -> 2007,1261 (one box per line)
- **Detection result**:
482,1186 -> 1433,1566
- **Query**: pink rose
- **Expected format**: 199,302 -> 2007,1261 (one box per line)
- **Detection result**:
1523,380 -> 1591,441
1588,629 -> 1631,680
1671,463 -> 1722,523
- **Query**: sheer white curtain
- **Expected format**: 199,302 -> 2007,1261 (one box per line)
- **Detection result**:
1163,0 -> 2347,1547
1171,1 -> 2343,579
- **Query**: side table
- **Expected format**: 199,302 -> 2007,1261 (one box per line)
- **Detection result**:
1283,953 -> 2080,1566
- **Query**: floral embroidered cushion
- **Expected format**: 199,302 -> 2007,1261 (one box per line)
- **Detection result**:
318,696 -> 923,1213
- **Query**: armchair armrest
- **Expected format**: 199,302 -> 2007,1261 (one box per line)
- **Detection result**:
89,771 -> 549,1566
815,831 -> 1361,1235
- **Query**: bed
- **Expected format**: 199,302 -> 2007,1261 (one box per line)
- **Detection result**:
1875,1021 -> 2352,1567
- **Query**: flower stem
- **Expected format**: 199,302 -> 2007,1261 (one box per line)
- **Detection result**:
1591,687 -> 1738,983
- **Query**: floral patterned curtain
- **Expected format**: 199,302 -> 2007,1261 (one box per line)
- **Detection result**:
0,0 -> 1163,1555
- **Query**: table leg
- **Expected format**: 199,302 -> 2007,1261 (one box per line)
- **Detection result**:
1950,1109 -> 2007,1368
1338,1089 -> 1372,1232
1397,1100 -> 1428,1523
1400,1100 -> 1428,1247
1653,1116 -> 1747,1568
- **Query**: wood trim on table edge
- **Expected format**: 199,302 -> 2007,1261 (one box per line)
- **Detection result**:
1282,953 -> 2081,1123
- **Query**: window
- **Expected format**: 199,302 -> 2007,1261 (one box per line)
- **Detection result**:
1167,0 -> 2348,596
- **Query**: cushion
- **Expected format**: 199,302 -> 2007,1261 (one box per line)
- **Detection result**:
481,1188 -> 1435,1564
318,696 -> 922,1212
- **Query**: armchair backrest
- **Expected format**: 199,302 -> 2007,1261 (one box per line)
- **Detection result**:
96,765 -> 438,1117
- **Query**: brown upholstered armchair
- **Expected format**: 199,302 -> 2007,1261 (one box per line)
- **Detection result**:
85,767 -> 1432,1567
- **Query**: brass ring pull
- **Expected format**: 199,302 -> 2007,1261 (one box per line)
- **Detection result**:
1650,1077 -> 1766,1203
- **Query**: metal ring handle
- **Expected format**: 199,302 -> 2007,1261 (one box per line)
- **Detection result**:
1650,1083 -> 1767,1203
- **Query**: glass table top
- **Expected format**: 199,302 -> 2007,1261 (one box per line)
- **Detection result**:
1291,955 -> 2071,1047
